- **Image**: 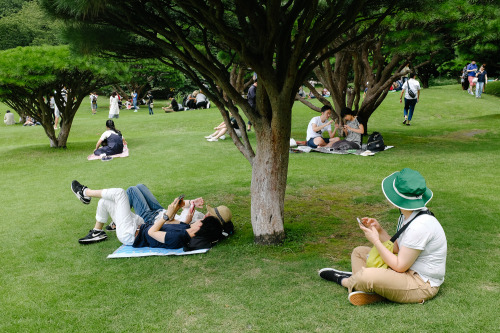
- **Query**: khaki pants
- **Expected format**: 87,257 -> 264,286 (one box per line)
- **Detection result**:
343,246 -> 440,303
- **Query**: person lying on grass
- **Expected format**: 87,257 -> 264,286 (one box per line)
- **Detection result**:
319,168 -> 447,306
71,181 -> 232,250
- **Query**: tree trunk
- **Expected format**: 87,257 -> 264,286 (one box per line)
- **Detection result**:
250,103 -> 290,244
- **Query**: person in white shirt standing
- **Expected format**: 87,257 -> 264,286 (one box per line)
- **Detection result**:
399,72 -> 421,126
109,92 -> 120,119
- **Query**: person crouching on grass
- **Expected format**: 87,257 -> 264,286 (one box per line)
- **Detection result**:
318,168 -> 447,306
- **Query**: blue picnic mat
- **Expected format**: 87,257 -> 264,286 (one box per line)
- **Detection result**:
107,245 -> 209,259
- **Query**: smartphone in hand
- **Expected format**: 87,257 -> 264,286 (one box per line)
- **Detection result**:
177,194 -> 185,205
356,217 -> 363,226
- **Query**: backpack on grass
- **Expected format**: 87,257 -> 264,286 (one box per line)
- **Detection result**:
366,132 -> 385,152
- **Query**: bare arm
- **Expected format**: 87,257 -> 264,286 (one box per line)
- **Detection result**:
345,123 -> 364,134
360,224 -> 421,272
148,197 -> 183,242
95,139 -> 103,150
312,119 -> 333,132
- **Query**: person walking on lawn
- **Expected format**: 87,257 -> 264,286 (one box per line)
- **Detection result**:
400,73 -> 421,126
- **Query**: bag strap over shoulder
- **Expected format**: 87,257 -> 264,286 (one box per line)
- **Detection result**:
390,210 -> 434,243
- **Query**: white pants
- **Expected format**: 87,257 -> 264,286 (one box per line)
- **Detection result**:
95,188 -> 144,245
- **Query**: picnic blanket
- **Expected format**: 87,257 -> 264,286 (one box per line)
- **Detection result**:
87,145 -> 129,160
313,145 -> 394,155
107,244 -> 209,259
290,145 -> 394,155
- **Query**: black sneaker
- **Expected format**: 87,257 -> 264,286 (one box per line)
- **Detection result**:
78,229 -> 107,244
105,222 -> 116,231
71,180 -> 91,204
403,119 -> 407,124
318,268 -> 352,285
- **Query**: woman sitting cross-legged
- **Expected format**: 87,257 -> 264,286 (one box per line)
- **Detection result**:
318,168 -> 447,306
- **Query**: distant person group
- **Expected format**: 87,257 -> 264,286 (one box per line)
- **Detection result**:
306,105 -> 363,150
462,61 -> 489,98
162,90 -> 210,112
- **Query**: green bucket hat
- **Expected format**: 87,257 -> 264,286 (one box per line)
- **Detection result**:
381,168 -> 433,210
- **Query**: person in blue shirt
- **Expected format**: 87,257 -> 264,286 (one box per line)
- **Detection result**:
466,61 -> 478,95
131,90 -> 138,111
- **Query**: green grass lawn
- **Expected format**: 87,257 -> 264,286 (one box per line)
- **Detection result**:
1,85 -> 499,332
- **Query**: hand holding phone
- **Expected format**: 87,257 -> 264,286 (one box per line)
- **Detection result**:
189,201 -> 195,214
357,217 -> 363,226
177,194 -> 185,206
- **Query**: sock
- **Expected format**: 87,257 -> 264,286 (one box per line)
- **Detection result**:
83,188 -> 89,197
93,228 -> 102,232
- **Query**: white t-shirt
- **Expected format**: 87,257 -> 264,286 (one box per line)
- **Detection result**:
196,93 -> 207,103
99,130 -> 123,141
402,79 -> 421,100
397,212 -> 447,287
306,116 -> 331,141
109,96 -> 120,115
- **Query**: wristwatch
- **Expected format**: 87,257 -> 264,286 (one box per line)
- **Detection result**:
163,212 -> 171,221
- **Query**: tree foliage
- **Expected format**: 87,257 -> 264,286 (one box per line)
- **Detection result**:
0,45 -> 122,147
299,0 -> 497,129
0,1 -> 64,50
109,59 -> 188,100
0,0 -> 27,17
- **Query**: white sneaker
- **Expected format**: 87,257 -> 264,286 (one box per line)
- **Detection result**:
219,135 -> 226,140
207,138 -> 218,142
204,135 -> 213,139
134,110 -> 138,112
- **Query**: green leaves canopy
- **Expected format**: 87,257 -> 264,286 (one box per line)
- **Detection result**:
0,44 -> 123,147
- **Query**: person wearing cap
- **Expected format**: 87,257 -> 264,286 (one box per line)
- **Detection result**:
319,168 -> 447,306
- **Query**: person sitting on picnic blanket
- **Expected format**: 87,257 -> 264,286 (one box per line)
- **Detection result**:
71,181 -> 232,250
94,120 -> 126,156
306,105 -> 339,148
318,168 -> 447,306
329,107 -> 364,150
162,94 -> 184,112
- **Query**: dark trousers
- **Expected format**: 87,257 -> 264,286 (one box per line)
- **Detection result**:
404,98 -> 417,121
